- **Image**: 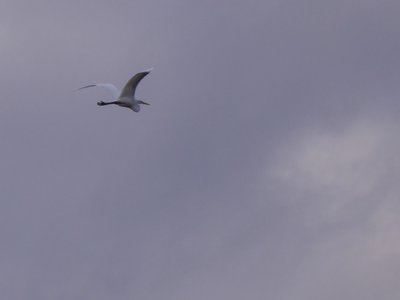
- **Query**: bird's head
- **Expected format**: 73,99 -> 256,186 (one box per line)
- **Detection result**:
138,100 -> 150,106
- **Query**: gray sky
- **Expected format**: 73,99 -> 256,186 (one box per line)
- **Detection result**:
1,0 -> 400,299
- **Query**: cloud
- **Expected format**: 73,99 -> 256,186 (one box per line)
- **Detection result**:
266,112 -> 398,218
1,0 -> 400,299
261,111 -> 400,299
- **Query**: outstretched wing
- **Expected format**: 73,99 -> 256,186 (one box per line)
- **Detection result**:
77,83 -> 121,99
120,68 -> 153,99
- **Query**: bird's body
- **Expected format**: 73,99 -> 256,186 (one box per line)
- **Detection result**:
78,68 -> 153,112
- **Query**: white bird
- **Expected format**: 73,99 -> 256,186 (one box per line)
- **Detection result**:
77,68 -> 153,112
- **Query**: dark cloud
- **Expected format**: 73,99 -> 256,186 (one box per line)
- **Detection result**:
0,0 -> 399,299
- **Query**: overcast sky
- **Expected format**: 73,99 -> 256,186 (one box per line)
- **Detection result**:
1,0 -> 400,299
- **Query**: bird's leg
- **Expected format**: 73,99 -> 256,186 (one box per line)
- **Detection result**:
97,101 -> 118,106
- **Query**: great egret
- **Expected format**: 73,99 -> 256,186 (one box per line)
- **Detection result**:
78,68 -> 153,112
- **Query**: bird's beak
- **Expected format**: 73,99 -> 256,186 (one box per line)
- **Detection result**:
140,101 -> 150,105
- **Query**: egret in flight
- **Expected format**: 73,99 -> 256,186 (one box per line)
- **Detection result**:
78,68 -> 153,112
